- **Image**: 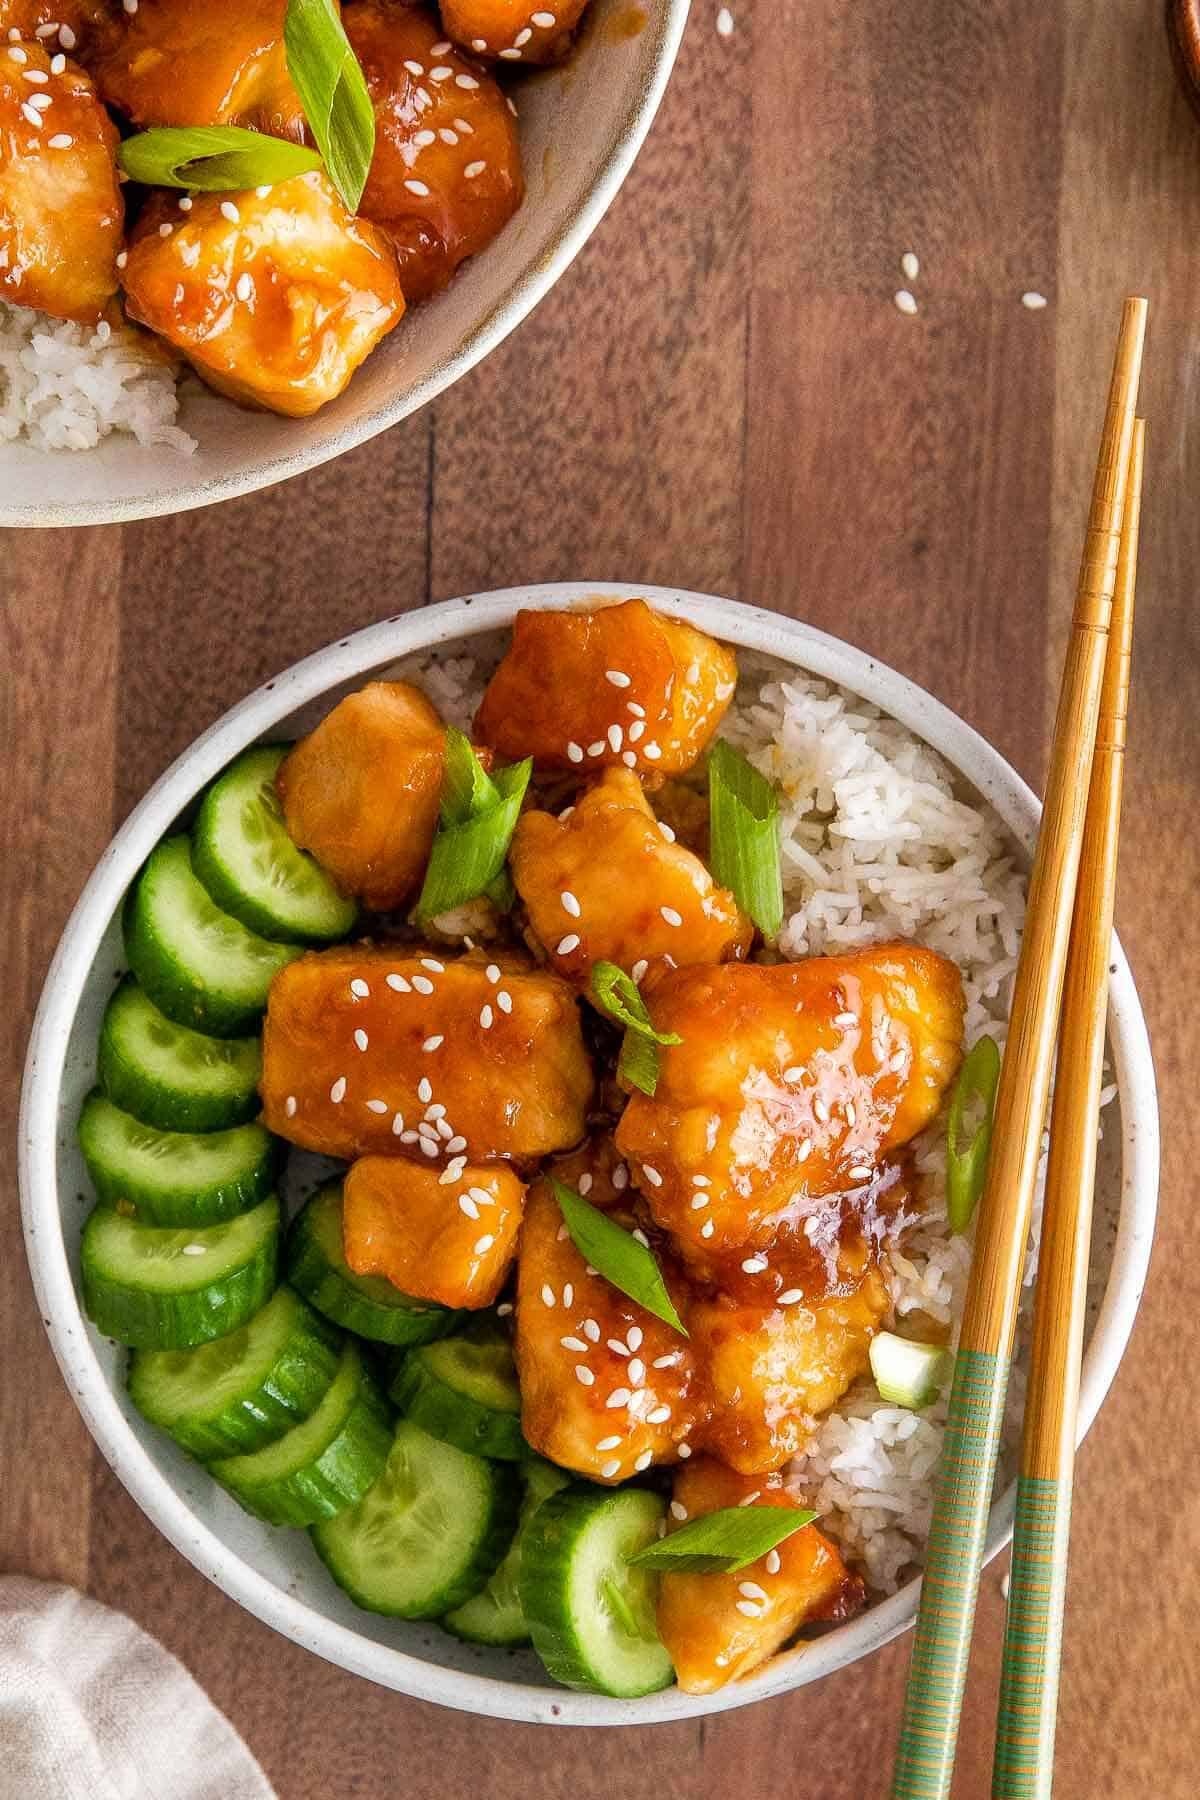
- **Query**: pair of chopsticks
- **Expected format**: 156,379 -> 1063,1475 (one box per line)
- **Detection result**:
890,296 -> 1148,1800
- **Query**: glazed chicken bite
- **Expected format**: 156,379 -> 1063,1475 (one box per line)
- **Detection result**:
260,947 -> 592,1163
0,39 -> 121,322
689,1272 -> 889,1471
346,0 -> 523,303
276,681 -> 447,913
615,947 -> 964,1270
343,1156 -> 524,1308
509,767 -> 751,986
91,0 -> 308,139
438,0 -> 586,66
656,1458 -> 864,1694
121,174 -> 404,416
474,600 -> 738,778
514,1179 -> 704,1483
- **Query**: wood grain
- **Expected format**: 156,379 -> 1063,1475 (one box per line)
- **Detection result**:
2,1 -> 1198,1796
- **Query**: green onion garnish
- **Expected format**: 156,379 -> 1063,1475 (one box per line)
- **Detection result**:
626,1505 -> 818,1574
591,961 -> 680,1098
284,0 -> 376,212
617,1028 -> 661,1097
869,1330 -> 953,1409
552,1180 -> 687,1336
946,1034 -> 1001,1232
416,730 -> 531,920
118,126 -> 323,192
707,740 -> 783,938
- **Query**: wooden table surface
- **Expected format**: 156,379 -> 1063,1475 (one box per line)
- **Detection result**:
3,1 -> 1197,1794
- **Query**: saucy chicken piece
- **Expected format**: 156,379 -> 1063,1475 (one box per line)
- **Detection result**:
0,2 -> 110,60
656,1458 -> 865,1694
438,0 -> 586,66
689,1271 -> 889,1471
546,1130 -> 636,1211
474,600 -> 738,778
0,39 -> 121,322
510,767 -> 751,986
343,1155 -> 524,1308
515,1179 -> 704,1482
121,175 -> 404,417
91,0 -> 308,139
346,1 -> 523,303
261,946 -> 592,1163
277,681 -> 446,913
615,947 -> 964,1267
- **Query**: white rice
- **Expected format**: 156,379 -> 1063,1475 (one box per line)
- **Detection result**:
0,302 -> 193,453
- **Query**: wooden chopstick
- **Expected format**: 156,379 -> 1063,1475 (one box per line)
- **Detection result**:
990,416 -> 1145,1800
889,295 -> 1148,1800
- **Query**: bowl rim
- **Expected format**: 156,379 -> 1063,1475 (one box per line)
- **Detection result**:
19,583 -> 1160,1725
0,1 -> 690,531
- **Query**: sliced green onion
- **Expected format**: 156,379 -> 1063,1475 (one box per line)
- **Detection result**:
417,753 -> 531,921
618,1028 -> 661,1097
946,1034 -> 1001,1232
285,0 -> 375,212
869,1331 -> 953,1409
552,1180 -> 687,1337
118,126 -> 323,192
439,727 -> 497,825
627,1505 -> 818,1574
707,740 -> 783,938
591,962 -> 681,1046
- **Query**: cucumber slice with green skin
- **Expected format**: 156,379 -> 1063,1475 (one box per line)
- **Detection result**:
124,837 -> 302,1039
192,746 -> 357,945
390,1326 -> 525,1460
211,1341 -> 391,1527
443,1457 -> 571,1646
519,1486 -> 674,1697
286,1185 -> 463,1347
312,1419 -> 520,1618
98,978 -> 262,1132
128,1285 -> 342,1460
81,1195 -> 280,1350
78,1090 -> 279,1228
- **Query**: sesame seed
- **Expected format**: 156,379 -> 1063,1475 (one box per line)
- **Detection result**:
653,1353 -> 682,1371
575,1365 -> 595,1386
413,128 -> 436,147
7,47 -> 27,63
670,1500 -> 688,1520
901,250 -> 919,281
1022,290 -> 1049,310
515,26 -> 532,43
420,958 -> 445,974
21,103 -> 42,125
736,1600 -> 764,1619
632,1228 -> 650,1247
220,200 -> 240,223
541,1285 -> 556,1307
421,1139 -> 439,1158
430,63 -> 452,79
122,0 -> 138,12
578,1173 -> 593,1196
447,1135 -> 467,1154
455,71 -> 480,87
606,723 -> 624,752
459,1195 -> 480,1220
690,1194 -> 709,1210
622,751 -> 638,767
474,1234 -> 495,1254
22,67 -> 48,82
566,740 -> 584,763
404,178 -> 432,197
392,1112 -> 406,1135
499,46 -> 521,58
475,1004 -> 493,1032
560,889 -> 581,918
496,990 -> 513,1013
441,1158 -> 468,1183
403,59 -> 425,73
601,1458 -> 621,1478
677,1443 -> 692,1459
647,1404 -> 671,1426
642,1164 -> 662,1187
607,1338 -> 630,1357
255,186 -> 271,198
628,719 -> 646,743
742,1254 -> 769,1274
814,1097 -> 831,1123
798,1139 -> 813,1162
583,1319 -> 601,1342
350,978 -> 370,998
660,906 -> 683,928
894,288 -> 918,315
778,1289 -> 804,1305
716,5 -> 734,33
643,742 -> 662,761
353,1028 -> 369,1052
497,1302 -> 514,1317
587,740 -> 605,757
425,1103 -> 446,1120
604,669 -> 631,689
366,1099 -> 388,1114
561,1335 -> 587,1352
59,24 -> 77,47
158,223 -> 173,238
330,1077 -> 347,1103
181,1243 -> 206,1256
386,972 -> 411,992
411,975 -> 434,994
482,964 -> 501,987
464,159 -> 486,178
700,1220 -> 714,1238
454,117 -> 473,132
50,53 -> 65,73
400,1129 -> 419,1143
285,1095 -> 297,1117
739,1490 -> 762,1506
417,1078 -> 433,1104
431,39 -> 451,52
439,127 -> 459,145
612,1163 -> 629,1190
556,934 -> 580,955
468,1187 -> 493,1207
606,1387 -> 631,1408
849,1165 -> 872,1182
634,1450 -> 653,1472
739,1581 -> 768,1602
846,1101 -> 857,1125
419,1035 -> 443,1053
471,36 -> 487,49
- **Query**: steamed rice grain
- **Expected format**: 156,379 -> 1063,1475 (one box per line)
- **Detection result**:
0,302 -> 193,454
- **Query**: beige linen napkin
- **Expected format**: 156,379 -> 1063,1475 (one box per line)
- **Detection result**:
0,1576 -> 276,1800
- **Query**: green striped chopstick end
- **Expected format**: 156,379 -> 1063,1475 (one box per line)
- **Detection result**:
892,1349 -> 1011,1800
992,1475 -> 1066,1800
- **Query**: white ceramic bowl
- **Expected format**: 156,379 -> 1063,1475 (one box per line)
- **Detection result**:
0,5 -> 688,530
19,584 -> 1159,1724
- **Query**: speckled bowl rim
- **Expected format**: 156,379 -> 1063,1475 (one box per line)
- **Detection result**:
0,2 -> 689,530
19,584 -> 1159,1724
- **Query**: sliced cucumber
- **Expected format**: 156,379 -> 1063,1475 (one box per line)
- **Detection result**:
443,1457 -> 571,1646
124,837 -> 301,1039
520,1486 -> 674,1697
81,1195 -> 280,1350
98,978 -> 263,1132
312,1419 -> 520,1618
869,1330 -> 953,1408
78,1090 -> 279,1228
391,1322 -> 525,1460
211,1340 -> 391,1527
286,1185 -> 462,1347
128,1285 -> 342,1460
192,745 -> 357,945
